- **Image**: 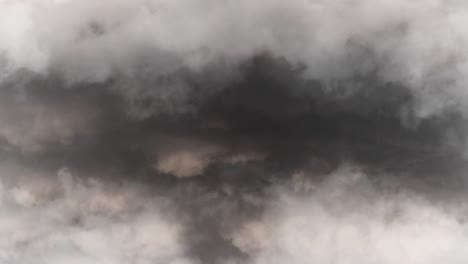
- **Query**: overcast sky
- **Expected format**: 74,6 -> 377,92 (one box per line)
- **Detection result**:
1,0 -> 468,263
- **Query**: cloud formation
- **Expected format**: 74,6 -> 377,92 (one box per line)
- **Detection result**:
1,0 -> 468,116
0,168 -> 194,264
1,0 -> 468,263
233,166 -> 468,264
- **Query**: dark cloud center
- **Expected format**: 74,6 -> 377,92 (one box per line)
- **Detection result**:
1,52 -> 467,263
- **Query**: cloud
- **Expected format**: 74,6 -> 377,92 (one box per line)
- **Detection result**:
0,168 -> 196,264
1,0 -> 468,263
1,0 -> 468,117
232,166 -> 468,264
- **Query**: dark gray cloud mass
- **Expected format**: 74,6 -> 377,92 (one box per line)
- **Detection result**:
1,0 -> 468,263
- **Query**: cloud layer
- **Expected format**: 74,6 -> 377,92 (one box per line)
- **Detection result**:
1,0 -> 468,263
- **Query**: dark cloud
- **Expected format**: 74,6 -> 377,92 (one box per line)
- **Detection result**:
1,0 -> 468,263
0,52 -> 466,262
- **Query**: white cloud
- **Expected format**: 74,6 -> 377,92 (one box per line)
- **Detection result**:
232,166 -> 468,264
0,168 -> 196,264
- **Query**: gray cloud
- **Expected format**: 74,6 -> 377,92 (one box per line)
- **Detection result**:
1,0 -> 468,263
2,0 -> 468,117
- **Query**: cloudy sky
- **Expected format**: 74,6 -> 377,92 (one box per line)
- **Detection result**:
1,0 -> 468,263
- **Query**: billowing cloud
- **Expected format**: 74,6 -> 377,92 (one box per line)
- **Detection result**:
1,0 -> 468,263
0,167 -> 195,264
232,166 -> 468,264
1,0 -> 468,116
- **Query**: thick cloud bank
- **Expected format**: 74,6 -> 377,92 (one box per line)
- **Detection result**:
1,0 -> 468,263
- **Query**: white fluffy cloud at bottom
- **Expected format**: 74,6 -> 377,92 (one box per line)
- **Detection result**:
1,166 -> 468,264
0,168 -> 195,264
232,167 -> 468,264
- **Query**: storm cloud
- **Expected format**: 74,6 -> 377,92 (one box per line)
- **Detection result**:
1,0 -> 468,263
